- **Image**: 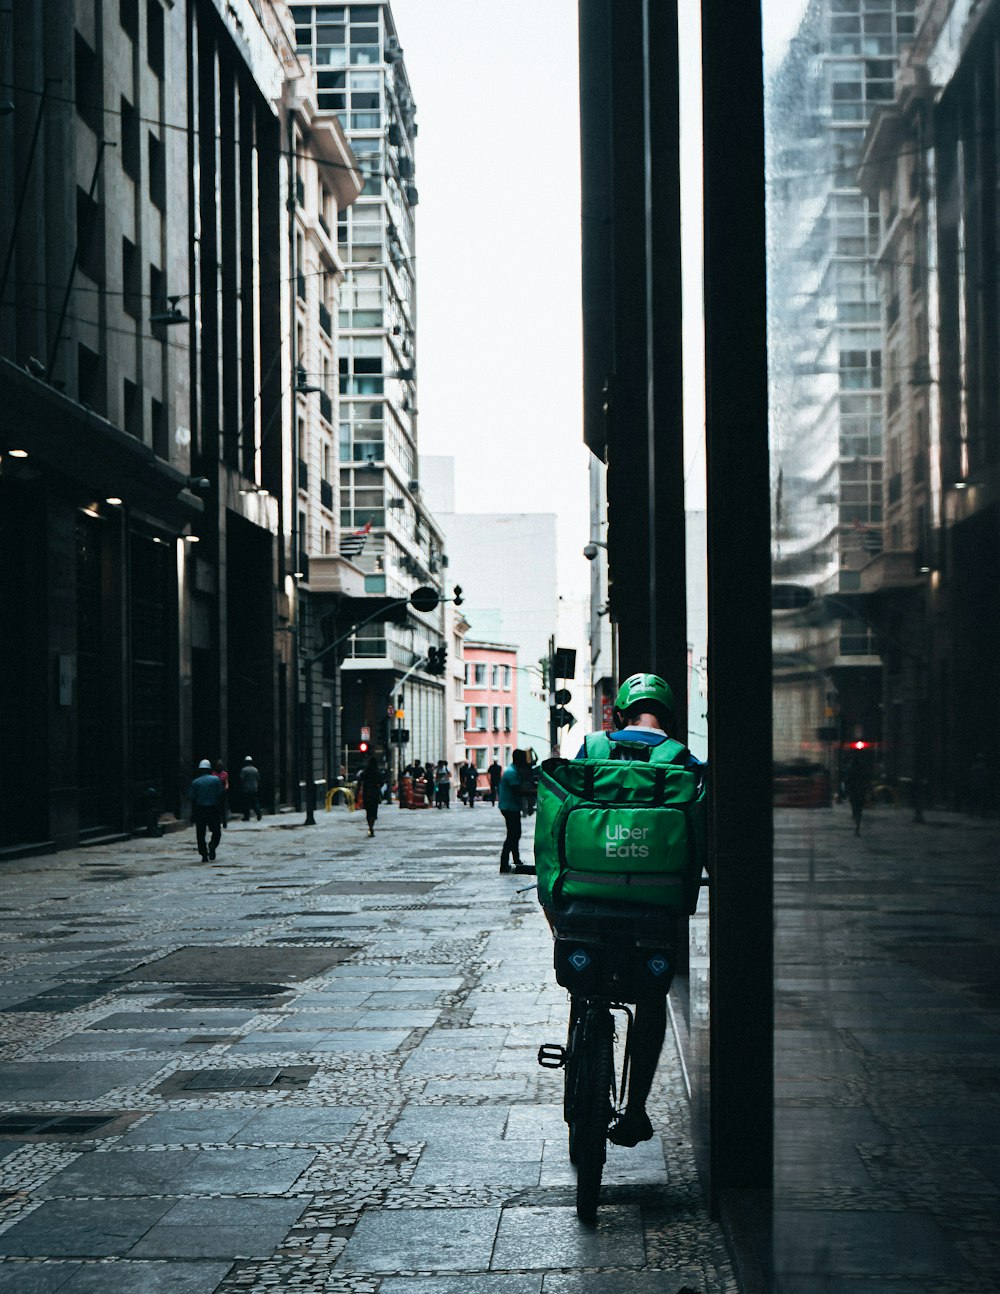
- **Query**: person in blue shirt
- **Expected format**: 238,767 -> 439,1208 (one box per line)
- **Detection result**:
498,748 -> 529,873
187,759 -> 225,862
580,672 -> 702,1148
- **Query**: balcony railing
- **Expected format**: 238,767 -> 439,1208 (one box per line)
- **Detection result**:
319,390 -> 333,424
319,302 -> 332,337
320,478 -> 333,510
298,457 -> 308,490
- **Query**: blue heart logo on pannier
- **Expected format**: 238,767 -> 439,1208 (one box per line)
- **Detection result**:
568,950 -> 591,971
647,956 -> 669,976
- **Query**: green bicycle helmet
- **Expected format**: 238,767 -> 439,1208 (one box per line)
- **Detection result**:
614,672 -> 675,715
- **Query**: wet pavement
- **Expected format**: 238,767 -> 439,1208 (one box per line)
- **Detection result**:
0,805 -> 735,1292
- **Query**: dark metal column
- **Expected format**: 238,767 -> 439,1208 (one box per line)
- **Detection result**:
701,0 -> 774,1224
645,0 -> 687,733
607,0 -> 653,671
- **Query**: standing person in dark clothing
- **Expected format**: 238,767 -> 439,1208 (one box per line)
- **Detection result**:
498,749 -> 527,872
844,749 -> 871,836
187,759 -> 224,861
487,759 -> 503,807
360,756 -> 383,837
239,756 -> 262,821
434,759 -> 452,808
462,762 -> 478,807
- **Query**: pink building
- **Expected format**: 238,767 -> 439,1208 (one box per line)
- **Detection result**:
463,641 -> 517,791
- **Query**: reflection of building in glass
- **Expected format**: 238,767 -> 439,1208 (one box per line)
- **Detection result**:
768,0 -> 919,772
291,2 -> 447,775
859,0 -> 1000,803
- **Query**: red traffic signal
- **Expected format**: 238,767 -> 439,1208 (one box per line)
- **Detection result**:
359,741 -> 369,754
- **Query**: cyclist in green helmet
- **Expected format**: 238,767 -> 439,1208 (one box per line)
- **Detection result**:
576,671 -> 701,1148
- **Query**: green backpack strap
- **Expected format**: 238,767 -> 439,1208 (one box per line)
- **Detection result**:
582,731 -> 613,760
583,731 -> 689,766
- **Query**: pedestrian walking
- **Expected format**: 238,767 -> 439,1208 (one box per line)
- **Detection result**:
434,759 -> 452,808
359,756 -> 384,836
462,761 -> 478,807
487,759 -> 503,807
499,749 -> 528,872
212,758 -> 230,827
239,756 -> 263,821
187,759 -> 225,861
844,749 -> 871,836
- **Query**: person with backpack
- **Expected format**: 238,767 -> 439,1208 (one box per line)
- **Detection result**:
539,672 -> 705,1149
498,748 -> 529,873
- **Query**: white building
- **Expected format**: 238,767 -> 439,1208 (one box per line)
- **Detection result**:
421,455 -> 559,756
290,2 -> 448,777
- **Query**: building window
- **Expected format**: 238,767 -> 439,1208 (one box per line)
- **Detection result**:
472,663 -> 486,687
491,705 -> 501,731
146,0 -> 164,78
472,706 -> 487,731
120,0 -> 138,40
151,396 -> 168,459
76,186 -> 105,285
123,378 -> 141,438
78,343 -> 106,416
148,132 -> 166,210
491,664 -> 500,689
75,33 -> 103,136
122,237 -> 140,318
121,96 -> 140,180
503,665 -> 512,690
503,706 -> 513,732
149,261 -> 165,315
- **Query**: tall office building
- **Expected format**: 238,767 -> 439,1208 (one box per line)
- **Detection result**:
768,0 -> 919,765
290,2 -> 447,775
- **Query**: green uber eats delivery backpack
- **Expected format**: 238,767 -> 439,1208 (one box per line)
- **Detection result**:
534,732 -> 707,914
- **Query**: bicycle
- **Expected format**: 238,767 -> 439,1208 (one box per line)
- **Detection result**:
537,897 -> 676,1222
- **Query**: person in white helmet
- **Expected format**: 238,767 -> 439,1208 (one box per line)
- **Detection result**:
239,756 -> 262,821
187,759 -> 224,861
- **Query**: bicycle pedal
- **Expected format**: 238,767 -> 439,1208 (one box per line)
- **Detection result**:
537,1043 -> 566,1069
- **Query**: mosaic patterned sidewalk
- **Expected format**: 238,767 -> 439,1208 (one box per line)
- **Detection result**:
0,808 -> 735,1293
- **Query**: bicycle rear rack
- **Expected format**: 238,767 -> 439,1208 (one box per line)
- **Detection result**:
537,1043 -> 566,1068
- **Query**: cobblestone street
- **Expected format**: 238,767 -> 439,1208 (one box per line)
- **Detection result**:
0,806 -> 734,1293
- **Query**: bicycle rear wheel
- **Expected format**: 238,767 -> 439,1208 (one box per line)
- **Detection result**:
567,1006 -> 614,1222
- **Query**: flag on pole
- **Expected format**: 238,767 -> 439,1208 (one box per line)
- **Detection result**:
339,518 -> 373,558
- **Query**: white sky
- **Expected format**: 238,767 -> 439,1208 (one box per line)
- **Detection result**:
386,0 -> 588,597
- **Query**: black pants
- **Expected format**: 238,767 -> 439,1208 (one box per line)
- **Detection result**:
500,809 -> 521,867
193,805 -> 221,858
628,997 -> 667,1111
365,802 -> 378,832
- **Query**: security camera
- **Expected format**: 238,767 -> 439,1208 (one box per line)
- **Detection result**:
583,543 -> 599,561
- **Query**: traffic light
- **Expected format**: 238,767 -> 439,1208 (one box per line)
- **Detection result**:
453,584 -> 464,606
359,740 -> 369,754
426,645 -> 447,675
